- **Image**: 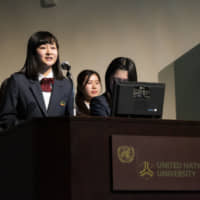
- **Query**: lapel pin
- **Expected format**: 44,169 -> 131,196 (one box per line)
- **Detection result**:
60,100 -> 66,106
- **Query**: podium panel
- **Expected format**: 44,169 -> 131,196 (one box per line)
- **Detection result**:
1,117 -> 200,200
112,135 -> 200,191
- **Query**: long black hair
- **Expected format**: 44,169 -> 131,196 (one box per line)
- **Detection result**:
105,57 -> 137,104
76,69 -> 101,116
20,31 -> 64,80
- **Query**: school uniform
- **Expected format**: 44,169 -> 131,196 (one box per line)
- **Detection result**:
0,72 -> 73,130
90,93 -> 111,117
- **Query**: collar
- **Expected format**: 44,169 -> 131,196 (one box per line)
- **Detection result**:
84,101 -> 90,109
38,69 -> 54,82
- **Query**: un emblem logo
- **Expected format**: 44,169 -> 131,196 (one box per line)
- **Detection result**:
117,146 -> 135,163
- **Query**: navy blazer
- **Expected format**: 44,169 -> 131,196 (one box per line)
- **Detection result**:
0,73 -> 74,129
90,93 -> 111,117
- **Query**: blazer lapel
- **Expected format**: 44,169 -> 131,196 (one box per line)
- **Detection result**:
47,79 -> 64,115
29,80 -> 47,116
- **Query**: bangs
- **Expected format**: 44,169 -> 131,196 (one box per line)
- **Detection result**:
28,31 -> 59,51
37,37 -> 57,47
30,31 -> 59,49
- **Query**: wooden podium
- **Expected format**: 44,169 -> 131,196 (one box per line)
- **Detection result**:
1,117 -> 200,200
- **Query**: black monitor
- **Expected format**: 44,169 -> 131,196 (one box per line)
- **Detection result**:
111,81 -> 165,118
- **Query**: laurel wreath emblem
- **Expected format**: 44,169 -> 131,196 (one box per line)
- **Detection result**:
117,146 -> 135,163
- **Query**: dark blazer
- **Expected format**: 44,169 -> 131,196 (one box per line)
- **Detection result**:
0,72 -> 74,129
90,93 -> 111,117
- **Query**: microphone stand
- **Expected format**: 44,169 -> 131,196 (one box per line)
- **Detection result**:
65,68 -> 76,116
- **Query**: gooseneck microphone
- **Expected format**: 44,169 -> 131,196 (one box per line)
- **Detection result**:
61,61 -> 72,79
61,61 -> 76,116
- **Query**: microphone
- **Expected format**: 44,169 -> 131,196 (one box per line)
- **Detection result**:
61,61 -> 72,79
61,61 -> 71,71
61,61 -> 75,116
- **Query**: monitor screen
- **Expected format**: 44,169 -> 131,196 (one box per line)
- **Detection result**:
111,81 -> 165,118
